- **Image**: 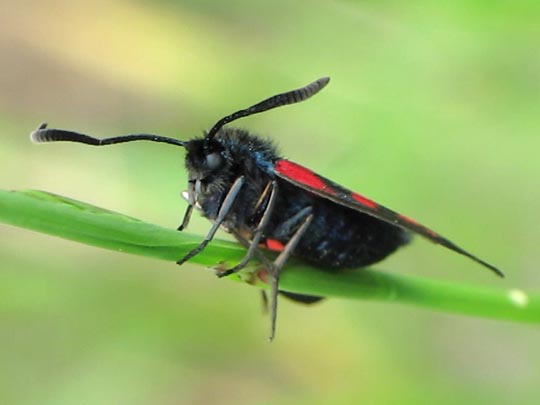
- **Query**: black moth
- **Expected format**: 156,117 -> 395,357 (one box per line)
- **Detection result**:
31,77 -> 503,340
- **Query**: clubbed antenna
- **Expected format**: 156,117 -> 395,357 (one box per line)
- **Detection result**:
205,77 -> 330,140
31,123 -> 186,148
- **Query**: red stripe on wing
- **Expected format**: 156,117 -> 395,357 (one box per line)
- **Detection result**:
398,213 -> 438,237
274,160 -> 337,195
351,192 -> 378,209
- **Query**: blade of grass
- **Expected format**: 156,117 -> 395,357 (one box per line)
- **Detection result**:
0,189 -> 539,324
0,189 -> 246,266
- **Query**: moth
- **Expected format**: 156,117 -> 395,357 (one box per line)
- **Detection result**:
31,77 -> 503,340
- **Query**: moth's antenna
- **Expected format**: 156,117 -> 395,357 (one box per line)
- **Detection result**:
205,77 -> 330,140
31,123 -> 187,148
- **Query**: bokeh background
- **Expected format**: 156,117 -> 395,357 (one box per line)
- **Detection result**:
1,1 -> 539,404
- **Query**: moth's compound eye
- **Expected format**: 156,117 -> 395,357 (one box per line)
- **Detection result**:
206,152 -> 223,170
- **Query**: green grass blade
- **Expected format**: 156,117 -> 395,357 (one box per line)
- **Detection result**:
1,189 -> 539,324
0,189 -> 246,266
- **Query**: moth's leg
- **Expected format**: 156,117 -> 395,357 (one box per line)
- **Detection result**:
230,220 -> 318,339
177,181 -> 195,231
229,229 -> 275,268
268,211 -> 313,342
273,206 -> 313,239
260,290 -> 269,314
250,180 -> 273,218
228,229 -> 275,314
176,176 -> 245,265
217,181 -> 278,277
177,205 -> 193,231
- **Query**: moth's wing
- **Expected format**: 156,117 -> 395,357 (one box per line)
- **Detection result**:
274,159 -> 503,277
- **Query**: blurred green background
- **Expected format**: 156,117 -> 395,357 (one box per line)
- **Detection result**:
1,1 -> 539,404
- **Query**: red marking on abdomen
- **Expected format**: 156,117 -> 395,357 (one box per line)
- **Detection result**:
265,238 -> 285,252
275,160 -> 336,194
351,192 -> 378,209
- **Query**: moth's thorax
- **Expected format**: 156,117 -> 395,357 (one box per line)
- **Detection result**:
184,128 -> 280,220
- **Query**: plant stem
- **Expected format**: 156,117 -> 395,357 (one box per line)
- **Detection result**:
1,189 -> 539,324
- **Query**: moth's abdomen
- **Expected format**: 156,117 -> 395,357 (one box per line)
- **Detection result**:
297,202 -> 410,268
267,180 -> 410,269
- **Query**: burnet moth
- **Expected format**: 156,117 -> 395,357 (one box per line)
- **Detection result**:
31,77 -> 504,340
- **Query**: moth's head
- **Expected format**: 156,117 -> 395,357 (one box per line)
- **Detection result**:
184,137 -> 227,181
181,75 -> 329,181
